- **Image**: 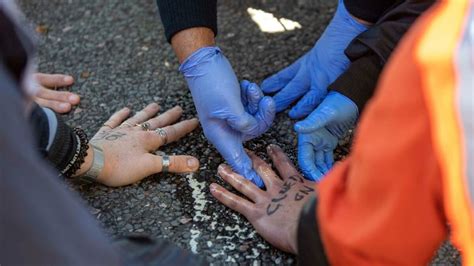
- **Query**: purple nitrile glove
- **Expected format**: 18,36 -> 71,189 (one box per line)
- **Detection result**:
179,46 -> 275,187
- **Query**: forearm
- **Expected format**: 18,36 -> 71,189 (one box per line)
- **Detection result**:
171,27 -> 215,63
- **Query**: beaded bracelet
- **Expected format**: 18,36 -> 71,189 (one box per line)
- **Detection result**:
61,128 -> 89,178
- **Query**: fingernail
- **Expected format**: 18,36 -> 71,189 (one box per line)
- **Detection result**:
210,184 -> 217,193
218,164 -> 225,172
187,158 -> 199,168
294,123 -> 304,132
59,103 -> 70,110
267,144 -> 277,153
68,94 -> 79,102
218,164 -> 229,174
64,76 -> 73,83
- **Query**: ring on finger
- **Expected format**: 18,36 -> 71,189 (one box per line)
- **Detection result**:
155,128 -> 168,144
137,122 -> 151,131
120,122 -> 133,128
162,155 -> 170,173
102,123 -> 113,129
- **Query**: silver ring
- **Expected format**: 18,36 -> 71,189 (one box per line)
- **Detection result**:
162,155 -> 170,173
139,122 -> 150,131
155,128 -> 168,144
120,122 -> 133,128
102,123 -> 113,129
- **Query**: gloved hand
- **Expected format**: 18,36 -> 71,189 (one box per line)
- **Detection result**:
179,46 -> 275,187
261,0 -> 368,119
295,91 -> 358,181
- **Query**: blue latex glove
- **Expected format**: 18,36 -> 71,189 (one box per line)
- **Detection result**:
179,47 -> 275,187
295,91 -> 358,181
261,0 -> 368,119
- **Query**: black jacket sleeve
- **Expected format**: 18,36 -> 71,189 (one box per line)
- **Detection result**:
29,104 -> 79,173
297,196 -> 329,265
156,0 -> 217,43
344,0 -> 399,23
329,0 -> 435,112
0,66 -> 207,265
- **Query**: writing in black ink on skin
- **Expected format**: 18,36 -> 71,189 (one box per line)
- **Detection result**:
95,131 -> 127,141
266,175 -> 314,216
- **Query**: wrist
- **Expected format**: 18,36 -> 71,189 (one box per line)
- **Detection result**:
350,14 -> 373,27
336,0 -> 371,30
73,144 -> 93,177
171,27 -> 216,63
178,46 -> 223,81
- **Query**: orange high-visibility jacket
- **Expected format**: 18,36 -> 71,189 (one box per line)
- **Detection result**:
297,0 -> 474,265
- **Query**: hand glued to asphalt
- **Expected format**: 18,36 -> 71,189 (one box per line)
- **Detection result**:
210,144 -> 317,254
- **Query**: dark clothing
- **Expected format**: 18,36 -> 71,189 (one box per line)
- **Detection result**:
330,0 -> 435,111
1,67 -> 121,265
297,1 -> 474,263
0,7 -> 35,91
156,0 -> 433,113
297,196 -> 329,266
29,104 -> 79,172
344,0 -> 399,23
156,0 -> 217,43
0,71 -> 208,265
0,4 -> 207,265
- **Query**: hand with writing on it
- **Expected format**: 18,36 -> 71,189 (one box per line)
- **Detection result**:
210,144 -> 317,254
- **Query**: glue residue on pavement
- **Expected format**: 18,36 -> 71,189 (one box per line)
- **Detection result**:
187,174 -> 211,253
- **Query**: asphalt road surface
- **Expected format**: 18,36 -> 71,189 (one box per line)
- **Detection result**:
19,0 -> 460,264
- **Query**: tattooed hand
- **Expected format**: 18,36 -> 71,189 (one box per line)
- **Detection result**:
75,103 -> 200,187
210,144 -> 316,254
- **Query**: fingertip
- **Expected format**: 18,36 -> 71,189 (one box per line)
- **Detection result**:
318,164 -> 329,174
261,76 -> 279,93
266,143 -> 282,155
68,94 -> 80,104
294,121 -> 313,133
63,75 -> 74,84
58,103 -> 71,112
293,122 -> 304,132
249,171 -> 264,188
288,107 -> 305,120
301,166 -> 322,182
248,83 -> 263,99
309,173 -> 321,182
210,183 -> 219,194
240,79 -> 251,88
260,96 -> 275,111
172,105 -> 183,112
187,157 -> 200,171
218,164 -> 230,174
254,178 -> 264,188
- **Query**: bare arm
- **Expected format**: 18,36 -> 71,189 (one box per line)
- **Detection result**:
171,27 -> 215,63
